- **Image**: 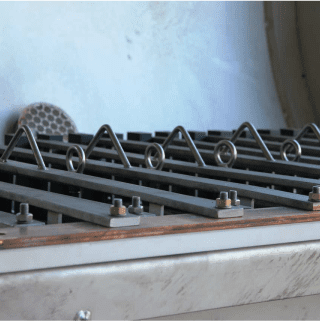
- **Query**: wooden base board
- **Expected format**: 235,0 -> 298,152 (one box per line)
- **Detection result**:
1,207 -> 320,249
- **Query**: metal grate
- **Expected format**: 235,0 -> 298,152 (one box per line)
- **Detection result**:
0,121 -> 319,232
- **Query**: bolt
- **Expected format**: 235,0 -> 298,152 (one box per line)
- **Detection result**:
128,196 -> 144,214
74,310 -> 91,321
220,191 -> 228,200
216,191 -> 232,209
132,196 -> 140,207
110,198 -> 126,216
16,203 -> 33,223
20,203 -> 28,215
313,186 -> 320,194
230,190 -> 240,206
114,199 -> 122,207
309,185 -> 320,202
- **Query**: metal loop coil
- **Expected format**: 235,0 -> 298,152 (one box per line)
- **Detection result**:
144,143 -> 165,171
66,145 -> 86,173
214,121 -> 275,168
66,124 -> 131,174
213,140 -> 237,168
280,123 -> 320,162
145,125 -> 206,170
280,139 -> 302,162
0,125 -> 47,170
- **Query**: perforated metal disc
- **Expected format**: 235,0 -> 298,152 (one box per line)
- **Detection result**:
18,102 -> 78,135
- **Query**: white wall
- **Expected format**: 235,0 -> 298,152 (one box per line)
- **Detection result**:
0,1 -> 285,141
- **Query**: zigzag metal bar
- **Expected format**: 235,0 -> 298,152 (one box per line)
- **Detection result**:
145,125 -> 206,170
214,122 -> 274,167
0,125 -> 46,170
66,124 -> 131,173
280,123 -> 320,162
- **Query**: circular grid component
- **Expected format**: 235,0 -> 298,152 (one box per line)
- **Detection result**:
18,102 -> 78,136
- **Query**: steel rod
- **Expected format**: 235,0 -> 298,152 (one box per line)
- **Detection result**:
161,126 -> 206,167
0,149 -> 318,211
34,138 -> 320,171
0,161 -> 235,217
0,181 -> 140,227
0,126 -> 46,170
85,124 -> 131,168
5,139 -> 320,179
0,145 -> 314,188
230,122 -> 275,161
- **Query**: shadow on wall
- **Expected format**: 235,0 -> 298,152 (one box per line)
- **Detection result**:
0,60 -> 27,143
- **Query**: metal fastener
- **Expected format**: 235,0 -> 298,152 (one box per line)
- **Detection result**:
74,310 -> 91,321
16,203 -> 33,223
309,186 -> 320,202
216,191 -> 232,209
128,196 -> 144,214
110,198 -> 127,216
230,190 -> 240,206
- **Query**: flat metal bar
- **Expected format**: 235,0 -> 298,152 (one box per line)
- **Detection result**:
0,211 -> 45,227
0,181 -> 140,228
0,160 -> 235,218
26,140 -> 320,178
1,144 -> 320,190
0,154 -> 317,211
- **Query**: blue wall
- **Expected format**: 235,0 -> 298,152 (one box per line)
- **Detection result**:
0,1 -> 285,140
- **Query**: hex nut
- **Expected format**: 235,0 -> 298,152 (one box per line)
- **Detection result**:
309,192 -> 320,202
110,205 -> 127,216
229,190 -> 240,206
16,213 -> 33,223
16,203 -> 33,223
128,205 -> 144,214
216,198 -> 232,209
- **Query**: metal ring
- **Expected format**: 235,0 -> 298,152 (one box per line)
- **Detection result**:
213,140 -> 237,168
280,139 -> 302,162
145,143 -> 165,170
0,125 -> 46,170
66,145 -> 86,173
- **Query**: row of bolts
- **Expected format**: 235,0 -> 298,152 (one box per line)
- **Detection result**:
15,191 -> 240,223
16,186 -> 320,223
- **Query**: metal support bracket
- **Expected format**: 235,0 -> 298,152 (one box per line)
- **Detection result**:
47,211 -> 63,224
149,203 -> 164,216
211,206 -> 244,219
